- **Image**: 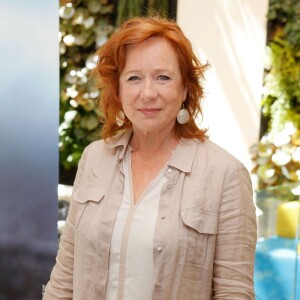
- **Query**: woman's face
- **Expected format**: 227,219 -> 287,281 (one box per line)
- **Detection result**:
118,37 -> 187,136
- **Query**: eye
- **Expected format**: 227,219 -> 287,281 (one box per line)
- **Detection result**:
128,76 -> 141,82
157,75 -> 170,81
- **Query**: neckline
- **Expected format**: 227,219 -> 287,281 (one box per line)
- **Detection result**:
125,146 -> 170,207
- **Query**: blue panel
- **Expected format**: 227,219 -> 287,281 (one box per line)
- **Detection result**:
0,1 -> 58,299
254,237 -> 300,300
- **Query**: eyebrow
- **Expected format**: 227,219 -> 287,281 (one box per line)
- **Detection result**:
123,68 -> 176,76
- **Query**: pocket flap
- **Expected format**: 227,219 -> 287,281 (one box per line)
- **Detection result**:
73,187 -> 105,204
181,210 -> 218,234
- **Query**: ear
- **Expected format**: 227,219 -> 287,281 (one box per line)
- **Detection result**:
183,87 -> 188,102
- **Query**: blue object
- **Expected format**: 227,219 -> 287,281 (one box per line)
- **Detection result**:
254,236 -> 300,300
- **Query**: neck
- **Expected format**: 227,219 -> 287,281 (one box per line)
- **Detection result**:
130,129 -> 178,157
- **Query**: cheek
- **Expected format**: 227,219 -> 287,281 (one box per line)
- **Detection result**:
118,90 -> 133,113
166,88 -> 185,105
120,86 -> 140,104
118,85 -> 132,108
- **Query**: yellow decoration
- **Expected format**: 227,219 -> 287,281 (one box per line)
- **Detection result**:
276,201 -> 300,238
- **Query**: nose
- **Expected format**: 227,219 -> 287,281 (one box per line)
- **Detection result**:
140,79 -> 158,101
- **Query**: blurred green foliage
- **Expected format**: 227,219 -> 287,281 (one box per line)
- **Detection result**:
262,0 -> 300,132
251,0 -> 300,189
59,0 -> 115,184
115,0 -> 169,25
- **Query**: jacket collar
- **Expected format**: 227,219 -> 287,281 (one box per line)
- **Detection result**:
168,138 -> 199,173
106,129 -> 133,162
106,129 -> 200,173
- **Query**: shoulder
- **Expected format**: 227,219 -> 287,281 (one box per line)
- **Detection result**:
83,129 -> 131,157
79,130 -> 131,168
199,139 -> 239,162
84,139 -> 111,156
83,129 -> 128,156
193,139 -> 254,211
77,139 -> 117,173
197,138 -> 247,170
191,138 -> 251,186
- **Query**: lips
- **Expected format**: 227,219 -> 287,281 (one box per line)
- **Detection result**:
138,108 -> 161,116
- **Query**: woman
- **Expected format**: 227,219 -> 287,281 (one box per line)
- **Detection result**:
44,16 -> 257,299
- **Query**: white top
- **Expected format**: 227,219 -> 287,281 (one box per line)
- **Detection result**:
106,147 -> 168,300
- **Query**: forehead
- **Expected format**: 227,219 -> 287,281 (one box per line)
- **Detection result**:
124,37 -> 179,67
121,37 -> 181,76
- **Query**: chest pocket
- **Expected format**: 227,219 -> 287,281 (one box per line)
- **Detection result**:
73,187 -> 105,233
180,210 -> 218,270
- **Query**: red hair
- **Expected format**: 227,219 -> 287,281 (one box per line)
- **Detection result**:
93,15 -> 209,141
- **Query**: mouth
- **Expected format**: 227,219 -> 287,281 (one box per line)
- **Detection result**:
138,108 -> 161,116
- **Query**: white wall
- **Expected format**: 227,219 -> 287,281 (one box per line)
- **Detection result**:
177,0 -> 269,171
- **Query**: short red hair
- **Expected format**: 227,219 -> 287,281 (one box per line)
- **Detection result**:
93,15 -> 209,141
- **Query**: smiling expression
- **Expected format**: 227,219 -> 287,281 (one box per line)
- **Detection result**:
118,37 -> 187,136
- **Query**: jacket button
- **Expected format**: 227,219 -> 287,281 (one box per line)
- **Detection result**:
161,215 -> 165,219
155,283 -> 161,288
157,246 -> 162,252
167,168 -> 172,173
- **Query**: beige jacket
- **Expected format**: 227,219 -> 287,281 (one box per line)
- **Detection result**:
44,130 -> 257,300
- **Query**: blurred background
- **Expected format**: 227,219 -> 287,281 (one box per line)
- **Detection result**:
0,0 -> 299,299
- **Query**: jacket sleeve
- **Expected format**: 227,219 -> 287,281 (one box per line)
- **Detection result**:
43,147 -> 88,299
212,160 -> 257,299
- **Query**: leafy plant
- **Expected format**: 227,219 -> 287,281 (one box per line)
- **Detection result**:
252,0 -> 300,189
262,0 -> 300,132
115,0 -> 170,25
262,36 -> 300,132
59,0 -> 115,184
